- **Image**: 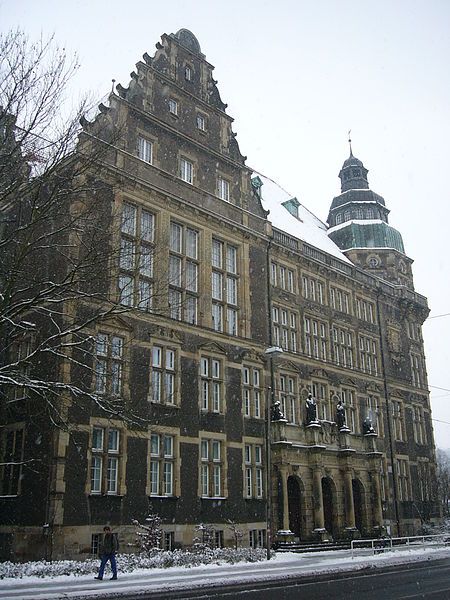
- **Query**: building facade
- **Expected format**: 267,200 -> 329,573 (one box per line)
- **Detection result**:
0,29 -> 439,560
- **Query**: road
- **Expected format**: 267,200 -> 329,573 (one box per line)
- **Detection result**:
138,559 -> 450,600
1,551 -> 450,600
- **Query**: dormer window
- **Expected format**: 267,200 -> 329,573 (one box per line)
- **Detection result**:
185,65 -> 193,81
281,197 -> 300,220
168,98 -> 178,116
335,213 -> 343,225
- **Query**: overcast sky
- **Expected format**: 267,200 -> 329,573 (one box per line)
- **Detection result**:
2,0 -> 449,448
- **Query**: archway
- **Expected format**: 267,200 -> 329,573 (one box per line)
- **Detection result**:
352,479 -> 365,533
322,477 -> 335,537
287,476 -> 302,539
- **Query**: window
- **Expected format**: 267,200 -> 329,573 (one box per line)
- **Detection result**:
200,439 -> 224,497
330,287 -> 350,314
200,356 -> 223,413
9,336 -> 33,402
304,317 -> 327,361
169,222 -> 199,324
217,177 -> 230,202
180,157 -> 193,184
366,395 -> 381,435
242,366 -> 263,419
249,529 -> 266,548
168,98 -> 178,115
150,433 -> 175,496
91,534 -> 102,556
331,326 -> 353,368
211,239 -> 238,335
358,335 -> 378,375
273,305 -> 298,352
184,65 -> 192,81
137,136 -> 153,164
244,444 -> 264,498
279,374 -> 298,423
0,427 -> 24,496
356,298 -> 375,323
335,213 -> 343,225
396,458 -> 411,501
411,353 -> 424,387
310,383 -> 328,420
341,389 -> 357,432
196,114 -> 206,131
392,400 -> 405,441
150,345 -> 177,405
302,275 -> 325,304
90,426 -> 121,495
94,333 -> 124,396
119,202 -> 154,310
413,405 -> 426,445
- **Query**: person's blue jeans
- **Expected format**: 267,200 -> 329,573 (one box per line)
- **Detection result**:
98,553 -> 117,578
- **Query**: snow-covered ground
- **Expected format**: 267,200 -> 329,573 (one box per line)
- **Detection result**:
1,546 -> 450,600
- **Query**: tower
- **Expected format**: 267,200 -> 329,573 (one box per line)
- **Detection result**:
327,143 -> 414,288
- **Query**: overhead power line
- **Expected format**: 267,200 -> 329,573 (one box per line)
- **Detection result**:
427,312 -> 450,320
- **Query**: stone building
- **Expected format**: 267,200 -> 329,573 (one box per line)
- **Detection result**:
0,29 -> 439,560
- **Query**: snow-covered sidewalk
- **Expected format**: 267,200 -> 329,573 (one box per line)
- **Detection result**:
1,546 -> 450,599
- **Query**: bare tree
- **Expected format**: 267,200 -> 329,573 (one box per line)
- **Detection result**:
436,449 -> 450,517
0,30 -> 166,431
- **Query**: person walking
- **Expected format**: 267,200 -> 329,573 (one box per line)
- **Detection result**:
94,526 -> 119,580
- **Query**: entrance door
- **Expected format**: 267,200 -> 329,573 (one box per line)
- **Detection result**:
287,476 -> 302,538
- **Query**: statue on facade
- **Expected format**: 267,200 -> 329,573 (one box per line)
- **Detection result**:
336,400 -> 346,429
306,393 -> 318,424
363,416 -> 375,434
271,400 -> 285,422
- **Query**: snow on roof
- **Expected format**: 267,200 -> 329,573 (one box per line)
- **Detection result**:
328,218 -> 386,233
255,173 -> 352,264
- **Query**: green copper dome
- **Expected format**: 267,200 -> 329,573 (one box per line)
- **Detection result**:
329,221 -> 405,253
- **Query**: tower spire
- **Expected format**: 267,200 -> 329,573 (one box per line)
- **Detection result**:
348,129 -> 353,156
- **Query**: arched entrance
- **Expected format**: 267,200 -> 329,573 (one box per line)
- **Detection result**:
287,476 -> 302,538
352,479 -> 365,533
322,477 -> 335,537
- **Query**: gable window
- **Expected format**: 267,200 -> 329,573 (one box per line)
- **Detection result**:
169,221 -> 199,324
0,427 -> 24,496
90,426 -> 121,495
168,98 -> 178,116
94,333 -> 124,396
196,114 -> 206,131
180,157 -> 193,184
150,346 -> 177,405
200,356 -> 223,413
150,433 -> 175,496
137,137 -> 153,164
217,177 -> 230,202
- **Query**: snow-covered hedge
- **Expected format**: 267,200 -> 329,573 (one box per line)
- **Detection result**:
0,547 -> 270,579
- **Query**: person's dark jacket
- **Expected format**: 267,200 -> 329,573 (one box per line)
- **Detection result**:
100,532 -> 119,555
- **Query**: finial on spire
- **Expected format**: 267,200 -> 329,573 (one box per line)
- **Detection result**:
111,79 -> 116,93
348,129 -> 353,156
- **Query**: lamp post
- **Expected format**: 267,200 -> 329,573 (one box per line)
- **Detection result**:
264,345 -> 284,560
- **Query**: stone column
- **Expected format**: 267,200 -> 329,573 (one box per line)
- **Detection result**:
371,470 -> 383,529
344,469 -> 356,529
313,468 -> 325,530
279,466 -> 291,531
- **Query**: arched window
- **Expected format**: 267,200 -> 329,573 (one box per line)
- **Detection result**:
335,213 -> 342,225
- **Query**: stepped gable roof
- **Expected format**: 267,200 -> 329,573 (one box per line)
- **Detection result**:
255,173 -> 351,264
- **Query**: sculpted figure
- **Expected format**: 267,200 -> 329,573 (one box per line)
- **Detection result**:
306,393 -> 317,424
336,400 -> 346,429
